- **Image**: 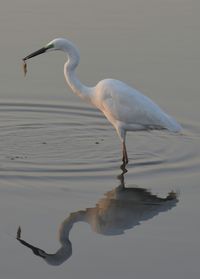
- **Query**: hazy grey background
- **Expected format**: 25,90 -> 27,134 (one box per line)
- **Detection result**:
0,0 -> 200,278
2,0 -> 199,119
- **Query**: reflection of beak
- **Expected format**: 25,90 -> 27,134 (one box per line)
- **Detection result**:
17,238 -> 46,259
23,47 -> 46,61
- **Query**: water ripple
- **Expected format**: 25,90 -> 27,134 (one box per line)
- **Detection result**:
0,101 -> 199,180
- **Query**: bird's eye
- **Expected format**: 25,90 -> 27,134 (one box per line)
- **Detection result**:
46,43 -> 54,50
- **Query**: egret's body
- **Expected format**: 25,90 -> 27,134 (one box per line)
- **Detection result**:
23,38 -> 181,164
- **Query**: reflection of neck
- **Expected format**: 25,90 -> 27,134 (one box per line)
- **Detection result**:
44,211 -> 85,266
17,211 -> 86,266
44,242 -> 72,266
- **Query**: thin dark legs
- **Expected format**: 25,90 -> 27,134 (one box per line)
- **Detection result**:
122,141 -> 128,165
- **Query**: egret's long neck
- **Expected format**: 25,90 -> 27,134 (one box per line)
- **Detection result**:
63,45 -> 93,103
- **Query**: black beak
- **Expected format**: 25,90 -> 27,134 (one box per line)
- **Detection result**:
23,47 -> 46,61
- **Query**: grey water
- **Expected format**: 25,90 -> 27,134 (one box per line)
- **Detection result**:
0,0 -> 200,278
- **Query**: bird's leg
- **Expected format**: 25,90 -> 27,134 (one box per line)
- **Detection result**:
122,141 -> 128,165
117,127 -> 128,165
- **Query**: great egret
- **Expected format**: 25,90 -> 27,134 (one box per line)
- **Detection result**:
23,38 -> 181,164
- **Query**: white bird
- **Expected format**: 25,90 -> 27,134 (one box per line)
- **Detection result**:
23,38 -> 181,164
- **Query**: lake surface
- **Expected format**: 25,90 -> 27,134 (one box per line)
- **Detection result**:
0,0 -> 200,278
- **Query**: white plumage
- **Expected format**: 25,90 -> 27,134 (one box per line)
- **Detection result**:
23,38 -> 181,164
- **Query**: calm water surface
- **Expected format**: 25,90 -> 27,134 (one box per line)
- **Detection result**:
0,0 -> 200,278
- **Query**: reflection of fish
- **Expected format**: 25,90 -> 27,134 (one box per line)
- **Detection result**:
16,226 -> 21,239
16,168 -> 178,266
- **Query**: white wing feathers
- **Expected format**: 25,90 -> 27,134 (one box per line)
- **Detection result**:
95,79 -> 181,132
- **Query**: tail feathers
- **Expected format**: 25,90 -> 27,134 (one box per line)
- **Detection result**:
162,114 -> 182,132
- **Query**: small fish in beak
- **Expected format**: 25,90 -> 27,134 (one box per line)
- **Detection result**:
22,46 -> 47,77
22,60 -> 27,76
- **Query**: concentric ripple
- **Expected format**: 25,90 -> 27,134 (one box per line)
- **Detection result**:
0,101 -> 199,181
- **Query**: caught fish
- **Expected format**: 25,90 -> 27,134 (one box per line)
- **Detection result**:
22,60 -> 27,76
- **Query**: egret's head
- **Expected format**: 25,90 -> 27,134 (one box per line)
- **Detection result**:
23,38 -> 76,61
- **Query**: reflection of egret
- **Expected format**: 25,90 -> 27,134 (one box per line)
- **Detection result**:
23,38 -> 181,164
17,167 -> 178,266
